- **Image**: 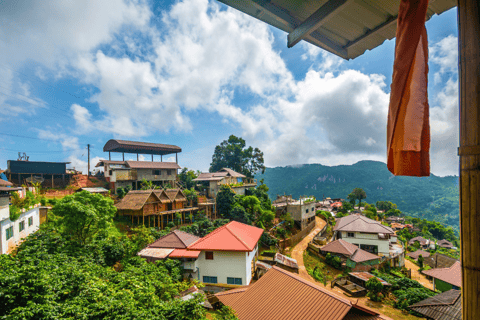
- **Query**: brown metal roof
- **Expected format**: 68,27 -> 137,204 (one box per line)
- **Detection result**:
215,287 -> 249,306
422,261 -> 462,288
349,249 -> 379,263
349,272 -> 391,286
409,289 -> 461,320
115,190 -> 160,210
125,161 -> 181,170
274,253 -> 299,269
216,0 -> 456,60
321,239 -> 359,256
148,230 -> 200,249
407,250 -> 431,260
437,239 -> 454,248
137,247 -> 174,259
216,266 -> 352,320
103,139 -> 181,155
424,253 -> 459,269
95,160 -> 126,167
334,214 -> 394,234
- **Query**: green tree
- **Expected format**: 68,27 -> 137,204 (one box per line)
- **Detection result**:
216,185 -> 236,218
418,254 -> 424,268
366,277 -> 384,302
178,167 -> 198,189
350,188 -> 366,208
209,135 -> 265,178
140,179 -> 156,190
52,191 -> 117,244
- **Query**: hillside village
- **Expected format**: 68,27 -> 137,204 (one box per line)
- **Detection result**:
0,137 -> 462,320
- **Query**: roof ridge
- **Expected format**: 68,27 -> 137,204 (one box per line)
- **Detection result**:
225,223 -> 252,251
270,266 -> 352,306
187,221 -> 232,249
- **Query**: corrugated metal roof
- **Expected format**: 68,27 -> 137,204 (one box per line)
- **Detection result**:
349,272 -> 390,286
334,214 -> 394,234
137,247 -> 174,259
95,160 -> 126,167
274,253 -> 299,269
409,289 -> 461,320
407,250 -> 431,260
424,253 -> 459,269
422,261 -> 462,288
216,266 -> 353,320
0,179 -> 13,187
217,0 -> 456,60
103,139 -> 181,155
168,248 -> 201,258
349,248 -> 379,263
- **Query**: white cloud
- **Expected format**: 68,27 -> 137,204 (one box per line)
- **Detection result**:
429,35 -> 458,84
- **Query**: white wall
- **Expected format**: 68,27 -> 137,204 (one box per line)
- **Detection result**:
196,250 -> 251,285
245,245 -> 257,285
341,232 -> 390,255
0,207 -> 40,254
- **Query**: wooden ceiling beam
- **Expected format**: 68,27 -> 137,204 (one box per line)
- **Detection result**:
287,0 -> 351,48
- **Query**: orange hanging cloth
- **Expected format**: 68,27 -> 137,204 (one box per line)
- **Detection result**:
387,0 -> 430,176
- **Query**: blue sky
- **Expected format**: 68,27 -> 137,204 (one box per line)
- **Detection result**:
0,0 -> 459,176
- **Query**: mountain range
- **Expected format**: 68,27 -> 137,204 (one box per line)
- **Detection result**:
256,160 -> 459,231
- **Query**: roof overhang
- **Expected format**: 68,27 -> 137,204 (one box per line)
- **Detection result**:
217,0 -> 456,60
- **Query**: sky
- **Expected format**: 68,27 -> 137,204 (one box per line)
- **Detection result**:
0,0 -> 459,176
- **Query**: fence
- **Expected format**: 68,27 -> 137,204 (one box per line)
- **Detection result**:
279,220 -> 317,247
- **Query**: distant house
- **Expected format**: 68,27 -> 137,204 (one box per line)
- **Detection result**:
320,239 -> 381,272
187,221 -> 263,286
385,216 -> 405,223
348,272 -> 391,290
408,289 -> 461,320
422,261 -> 462,292
75,187 -> 109,194
437,239 -> 454,249
6,160 -> 73,188
273,196 -> 316,230
407,250 -> 431,261
192,168 -> 256,198
215,266 -> 389,320
409,236 -> 435,250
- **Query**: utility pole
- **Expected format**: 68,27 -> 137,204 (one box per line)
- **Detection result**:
87,144 -> 90,177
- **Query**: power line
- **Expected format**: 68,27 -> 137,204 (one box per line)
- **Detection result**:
0,132 -> 64,142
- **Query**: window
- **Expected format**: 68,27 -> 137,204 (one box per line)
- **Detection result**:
109,170 -> 113,175
306,209 -> 309,213
205,251 -> 214,260
28,217 -> 33,227
227,277 -> 242,285
167,169 -> 173,175
19,221 -> 25,232
203,276 -> 217,284
153,170 -> 160,175
312,207 -> 315,212
347,232 -> 355,238
6,226 -> 13,240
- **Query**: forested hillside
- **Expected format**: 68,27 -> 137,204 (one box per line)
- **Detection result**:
256,161 -> 459,230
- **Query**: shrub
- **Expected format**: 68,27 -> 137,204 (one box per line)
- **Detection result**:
9,205 -> 21,221
325,253 -> 342,269
394,288 -> 436,310
366,277 -> 384,302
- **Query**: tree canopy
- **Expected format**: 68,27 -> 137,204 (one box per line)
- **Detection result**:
52,191 -> 117,245
178,168 -> 199,189
209,135 -> 265,178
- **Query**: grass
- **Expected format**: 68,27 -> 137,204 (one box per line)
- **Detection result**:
303,250 -> 343,280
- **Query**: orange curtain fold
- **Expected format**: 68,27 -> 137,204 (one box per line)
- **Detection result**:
387,0 -> 430,176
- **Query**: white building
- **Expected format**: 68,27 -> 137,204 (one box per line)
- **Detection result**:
187,221 -> 263,286
0,183 -> 41,254
192,168 -> 257,199
333,214 -> 404,266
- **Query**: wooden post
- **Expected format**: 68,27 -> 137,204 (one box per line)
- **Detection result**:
143,214 -> 144,225
458,1 -> 480,319
109,152 -> 111,161
52,174 -> 54,188
161,214 -> 163,229
161,155 -> 163,162
176,153 -> 178,164
123,152 -> 125,161
18,173 -> 20,185
152,154 -> 154,162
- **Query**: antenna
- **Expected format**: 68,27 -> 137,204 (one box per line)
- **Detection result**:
17,152 -> 29,161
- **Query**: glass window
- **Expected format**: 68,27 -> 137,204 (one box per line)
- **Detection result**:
227,277 -> 242,285
28,217 -> 33,226
203,276 -> 217,284
6,226 -> 13,240
19,221 -> 25,232
306,209 -> 309,213
205,251 -> 214,260
347,232 -> 355,238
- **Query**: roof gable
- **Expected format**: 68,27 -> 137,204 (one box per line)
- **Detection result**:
334,214 -> 394,234
321,239 -> 358,256
149,230 -> 200,249
115,190 -> 160,210
422,261 -> 462,287
349,248 -> 380,263
188,221 -> 263,251
219,168 -> 246,178
153,189 -> 172,203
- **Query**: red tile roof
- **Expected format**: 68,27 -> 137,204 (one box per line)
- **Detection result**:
422,261 -> 462,287
188,221 -> 263,252
168,248 -> 201,258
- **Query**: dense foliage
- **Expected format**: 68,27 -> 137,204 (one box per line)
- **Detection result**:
256,160 -> 459,230
180,215 -> 230,237
366,277 -> 384,302
325,253 -> 342,269
178,168 -> 199,189
209,135 -> 265,178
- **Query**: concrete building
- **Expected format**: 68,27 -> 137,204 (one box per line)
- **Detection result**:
6,160 -> 73,188
192,168 -> 256,198
0,182 -> 41,254
273,195 -> 316,230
